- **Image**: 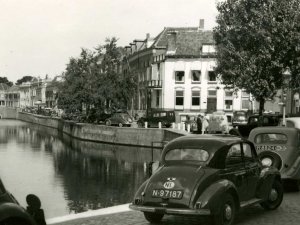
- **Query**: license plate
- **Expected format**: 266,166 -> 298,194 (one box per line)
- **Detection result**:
152,189 -> 183,199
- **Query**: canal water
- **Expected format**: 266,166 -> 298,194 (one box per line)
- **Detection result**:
0,119 -> 162,219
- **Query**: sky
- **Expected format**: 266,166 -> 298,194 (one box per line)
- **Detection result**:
0,0 -> 218,83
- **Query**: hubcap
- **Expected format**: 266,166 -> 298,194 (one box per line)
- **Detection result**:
269,188 -> 278,201
224,204 -> 232,221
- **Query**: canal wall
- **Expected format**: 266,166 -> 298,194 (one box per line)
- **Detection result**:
18,112 -> 187,147
0,106 -> 18,119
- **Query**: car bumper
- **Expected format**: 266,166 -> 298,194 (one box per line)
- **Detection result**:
129,204 -> 211,215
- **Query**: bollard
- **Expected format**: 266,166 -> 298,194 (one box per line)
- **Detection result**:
158,122 -> 162,129
187,124 -> 190,132
145,122 -> 148,128
177,123 -> 181,130
172,122 -> 175,129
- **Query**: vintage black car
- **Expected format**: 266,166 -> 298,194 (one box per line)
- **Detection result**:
129,135 -> 283,225
0,178 -> 44,225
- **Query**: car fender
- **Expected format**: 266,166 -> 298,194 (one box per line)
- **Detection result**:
0,202 -> 35,224
195,179 -> 239,214
256,166 -> 281,199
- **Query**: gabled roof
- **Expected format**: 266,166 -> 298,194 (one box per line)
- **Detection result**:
151,27 -> 214,57
0,83 -> 10,91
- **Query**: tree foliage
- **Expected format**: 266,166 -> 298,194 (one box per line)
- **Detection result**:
0,76 -> 13,87
214,0 -> 300,114
16,76 -> 34,85
57,38 -> 137,121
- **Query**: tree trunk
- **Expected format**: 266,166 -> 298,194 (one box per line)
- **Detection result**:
259,98 -> 265,115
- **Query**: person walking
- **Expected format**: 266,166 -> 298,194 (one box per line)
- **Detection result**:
196,114 -> 203,134
202,113 -> 209,134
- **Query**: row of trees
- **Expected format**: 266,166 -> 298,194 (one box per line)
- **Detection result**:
56,38 -> 137,121
214,0 -> 300,114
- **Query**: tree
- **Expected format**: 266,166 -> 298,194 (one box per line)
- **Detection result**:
214,0 -> 300,114
0,77 -> 13,86
16,76 -> 34,85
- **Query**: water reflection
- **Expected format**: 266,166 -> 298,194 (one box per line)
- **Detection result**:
0,120 -> 162,218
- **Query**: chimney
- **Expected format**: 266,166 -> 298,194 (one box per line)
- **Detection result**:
199,19 -> 205,30
166,31 -> 177,54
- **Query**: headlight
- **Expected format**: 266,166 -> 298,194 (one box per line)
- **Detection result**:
261,157 -> 273,167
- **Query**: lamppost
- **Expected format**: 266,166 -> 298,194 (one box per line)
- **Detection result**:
280,69 -> 291,126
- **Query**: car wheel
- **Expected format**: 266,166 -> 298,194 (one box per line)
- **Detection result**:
143,212 -> 164,223
213,193 -> 236,225
260,179 -> 283,210
118,123 -> 123,127
105,120 -> 111,126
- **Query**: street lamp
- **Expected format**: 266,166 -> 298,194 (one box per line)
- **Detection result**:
281,68 -> 291,126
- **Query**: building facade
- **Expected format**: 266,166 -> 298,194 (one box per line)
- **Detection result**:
125,21 -> 255,122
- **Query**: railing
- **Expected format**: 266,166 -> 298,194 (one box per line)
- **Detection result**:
147,80 -> 162,88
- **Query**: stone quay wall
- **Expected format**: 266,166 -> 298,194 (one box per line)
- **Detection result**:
18,112 -> 186,147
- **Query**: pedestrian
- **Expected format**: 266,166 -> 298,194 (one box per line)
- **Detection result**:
26,194 -> 47,225
196,114 -> 203,134
202,113 -> 209,134
185,115 -> 191,131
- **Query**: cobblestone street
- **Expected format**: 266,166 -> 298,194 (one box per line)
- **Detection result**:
52,190 -> 300,225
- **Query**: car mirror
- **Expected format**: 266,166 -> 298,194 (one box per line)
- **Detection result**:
148,161 -> 160,177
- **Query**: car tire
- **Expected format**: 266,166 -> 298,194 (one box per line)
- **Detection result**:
105,120 -> 111,126
213,193 -> 236,225
143,212 -> 164,223
260,179 -> 283,210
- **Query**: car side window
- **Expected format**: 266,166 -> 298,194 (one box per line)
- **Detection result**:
242,143 -> 255,162
225,144 -> 243,167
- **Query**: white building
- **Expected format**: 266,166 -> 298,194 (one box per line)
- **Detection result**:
126,21 -> 253,123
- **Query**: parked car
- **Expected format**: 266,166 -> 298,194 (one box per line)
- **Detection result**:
207,112 -> 230,134
0,178 -> 44,225
137,110 -> 175,128
232,111 -> 248,127
229,113 -> 283,137
129,135 -> 283,225
248,126 -> 300,191
279,117 -> 300,128
105,112 -> 133,127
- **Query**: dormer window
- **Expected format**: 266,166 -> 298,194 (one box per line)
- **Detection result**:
191,70 -> 201,82
202,44 -> 216,54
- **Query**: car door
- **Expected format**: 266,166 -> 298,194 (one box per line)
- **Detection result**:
222,143 -> 248,201
242,142 -> 260,200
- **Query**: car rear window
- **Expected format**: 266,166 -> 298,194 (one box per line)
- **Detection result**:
254,133 -> 288,144
165,148 -> 209,162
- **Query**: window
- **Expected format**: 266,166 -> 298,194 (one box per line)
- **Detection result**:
226,144 -> 242,166
202,44 -> 216,54
243,143 -> 255,162
254,133 -> 287,144
175,90 -> 184,106
225,100 -> 233,110
208,90 -> 217,97
191,70 -> 201,82
242,99 -> 250,109
192,90 -> 200,106
208,71 -> 216,82
242,91 -> 250,97
175,71 -> 185,82
165,148 -> 209,162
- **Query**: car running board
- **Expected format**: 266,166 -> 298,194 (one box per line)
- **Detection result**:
240,198 -> 263,208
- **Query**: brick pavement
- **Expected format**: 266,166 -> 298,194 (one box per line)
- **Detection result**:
50,191 -> 300,225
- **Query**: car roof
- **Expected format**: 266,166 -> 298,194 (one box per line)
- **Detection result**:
164,134 -> 244,152
249,126 -> 300,136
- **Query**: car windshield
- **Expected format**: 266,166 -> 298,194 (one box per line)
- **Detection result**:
165,148 -> 209,162
254,133 -> 288,144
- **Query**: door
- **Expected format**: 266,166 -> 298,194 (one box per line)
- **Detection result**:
222,143 -> 248,201
242,143 -> 261,200
207,98 -> 217,113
